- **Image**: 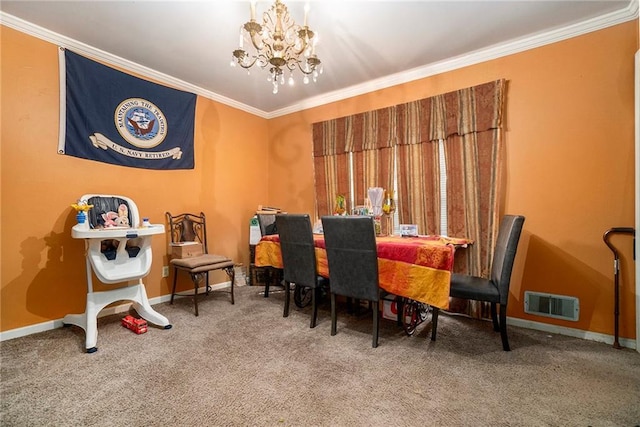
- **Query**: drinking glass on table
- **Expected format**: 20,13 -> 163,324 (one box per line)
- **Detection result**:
382,190 -> 396,235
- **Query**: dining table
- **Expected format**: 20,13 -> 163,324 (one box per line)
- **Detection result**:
254,232 -> 472,310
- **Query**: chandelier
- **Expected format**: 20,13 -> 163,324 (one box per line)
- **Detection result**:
231,0 -> 323,94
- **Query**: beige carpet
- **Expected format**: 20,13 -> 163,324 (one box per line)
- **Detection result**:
2,284 -> 639,426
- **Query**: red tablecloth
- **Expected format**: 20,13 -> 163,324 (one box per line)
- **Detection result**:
255,234 -> 471,310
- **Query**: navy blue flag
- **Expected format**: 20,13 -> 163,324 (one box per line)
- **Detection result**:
58,49 -> 196,170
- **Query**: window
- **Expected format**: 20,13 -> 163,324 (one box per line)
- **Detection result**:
343,140 -> 447,236
438,140 -> 448,236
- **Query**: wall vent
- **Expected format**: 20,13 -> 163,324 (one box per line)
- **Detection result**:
524,291 -> 579,321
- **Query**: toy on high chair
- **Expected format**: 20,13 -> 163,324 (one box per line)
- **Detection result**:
64,194 -> 172,353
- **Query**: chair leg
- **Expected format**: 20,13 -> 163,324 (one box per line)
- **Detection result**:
372,300 -> 379,348
170,268 -> 178,305
499,304 -> 510,351
310,287 -> 318,329
431,307 -> 439,341
249,264 -> 255,286
192,274 -> 199,317
330,293 -> 337,336
491,302 -> 499,331
224,266 -> 235,305
396,298 -> 404,327
230,268 -> 235,305
264,269 -> 270,298
283,281 -> 291,317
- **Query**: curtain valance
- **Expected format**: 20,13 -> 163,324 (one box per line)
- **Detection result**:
313,79 -> 505,153
313,106 -> 397,156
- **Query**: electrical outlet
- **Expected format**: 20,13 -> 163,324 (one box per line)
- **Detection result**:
162,266 -> 169,278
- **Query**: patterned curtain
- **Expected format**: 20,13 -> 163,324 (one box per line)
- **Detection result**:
312,118 -> 351,217
437,81 -> 505,317
395,99 -> 440,235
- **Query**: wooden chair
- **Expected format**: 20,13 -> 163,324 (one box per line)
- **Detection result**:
275,214 -> 329,328
321,216 -> 381,348
431,215 -> 525,351
165,212 -> 235,316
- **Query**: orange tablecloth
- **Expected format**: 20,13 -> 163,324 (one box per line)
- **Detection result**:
255,234 -> 471,310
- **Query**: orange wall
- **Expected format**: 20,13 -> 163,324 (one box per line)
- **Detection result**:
1,26 -> 269,331
1,21 -> 638,340
266,21 -> 639,339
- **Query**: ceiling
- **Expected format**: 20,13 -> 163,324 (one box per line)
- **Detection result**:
1,1 -> 637,118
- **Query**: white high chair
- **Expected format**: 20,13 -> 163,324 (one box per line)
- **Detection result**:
63,194 -> 171,353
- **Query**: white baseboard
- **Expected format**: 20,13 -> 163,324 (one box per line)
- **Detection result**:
0,281 -> 232,342
507,316 -> 637,350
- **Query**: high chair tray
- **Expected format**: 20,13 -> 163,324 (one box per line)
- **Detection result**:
72,224 -> 165,239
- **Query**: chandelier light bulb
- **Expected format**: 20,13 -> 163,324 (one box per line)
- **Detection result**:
288,75 -> 294,86
303,75 -> 309,84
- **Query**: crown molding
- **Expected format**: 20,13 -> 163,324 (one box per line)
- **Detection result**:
2,0 -> 638,120
268,0 -> 639,118
0,11 -> 269,118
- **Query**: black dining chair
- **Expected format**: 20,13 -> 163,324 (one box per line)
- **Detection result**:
321,215 -> 381,348
431,215 -> 525,351
257,213 -> 277,236
255,213 -> 283,297
275,214 -> 329,328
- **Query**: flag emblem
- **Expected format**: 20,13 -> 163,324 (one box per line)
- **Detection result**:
115,98 -> 167,148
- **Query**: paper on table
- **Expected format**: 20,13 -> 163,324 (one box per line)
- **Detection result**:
368,187 -> 384,216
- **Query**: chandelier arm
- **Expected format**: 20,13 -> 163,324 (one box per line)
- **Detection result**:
236,55 -> 259,70
295,28 -> 313,56
257,53 -> 272,69
294,60 -> 315,75
284,59 -> 298,73
261,42 -> 274,61
248,31 -> 264,52
281,36 -> 308,59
